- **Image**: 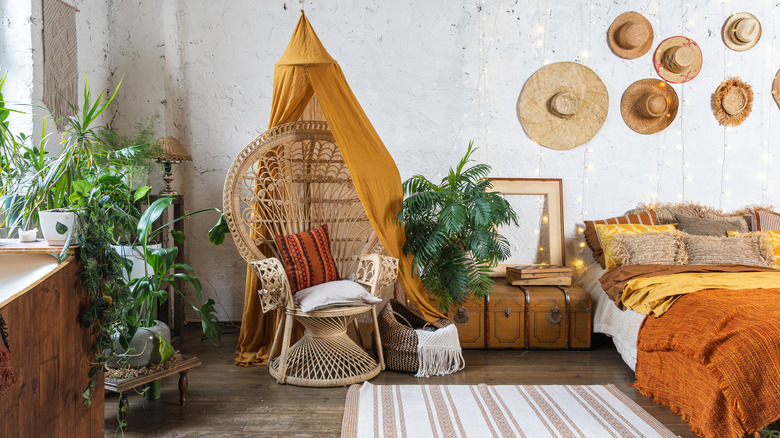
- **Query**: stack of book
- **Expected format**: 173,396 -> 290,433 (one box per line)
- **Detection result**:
505,264 -> 572,286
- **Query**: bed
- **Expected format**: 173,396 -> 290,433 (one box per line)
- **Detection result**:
580,204 -> 780,438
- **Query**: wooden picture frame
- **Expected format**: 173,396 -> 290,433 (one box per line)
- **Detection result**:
489,178 -> 565,277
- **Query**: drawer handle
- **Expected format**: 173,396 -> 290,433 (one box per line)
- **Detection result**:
547,306 -> 563,324
454,306 -> 469,323
504,307 -> 512,318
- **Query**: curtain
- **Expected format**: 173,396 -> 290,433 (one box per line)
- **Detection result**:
235,12 -> 444,367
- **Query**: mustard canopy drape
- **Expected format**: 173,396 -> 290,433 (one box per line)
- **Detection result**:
235,11 -> 444,367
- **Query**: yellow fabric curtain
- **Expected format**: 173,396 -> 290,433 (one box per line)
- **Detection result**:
235,12 -> 444,367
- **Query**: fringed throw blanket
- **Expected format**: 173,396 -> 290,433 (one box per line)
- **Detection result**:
42,0 -> 79,129
414,324 -> 464,378
0,313 -> 18,397
635,288 -> 780,438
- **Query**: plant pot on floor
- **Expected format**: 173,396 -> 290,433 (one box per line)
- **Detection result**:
39,210 -> 76,246
107,320 -> 173,369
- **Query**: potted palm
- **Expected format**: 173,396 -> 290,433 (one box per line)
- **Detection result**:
397,142 -> 518,312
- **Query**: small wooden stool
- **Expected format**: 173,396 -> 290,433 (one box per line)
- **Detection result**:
104,356 -> 202,424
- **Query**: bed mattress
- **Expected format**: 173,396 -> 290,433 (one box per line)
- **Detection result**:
579,262 -> 645,370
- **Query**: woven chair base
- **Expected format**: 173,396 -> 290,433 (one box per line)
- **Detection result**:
269,310 -> 381,387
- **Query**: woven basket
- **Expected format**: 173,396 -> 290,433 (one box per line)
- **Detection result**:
378,300 -> 453,374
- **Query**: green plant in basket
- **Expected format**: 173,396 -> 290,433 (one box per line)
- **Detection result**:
397,142 -> 517,312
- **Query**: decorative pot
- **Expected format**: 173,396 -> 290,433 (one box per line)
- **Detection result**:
38,210 -> 76,246
111,243 -> 163,281
107,320 -> 172,369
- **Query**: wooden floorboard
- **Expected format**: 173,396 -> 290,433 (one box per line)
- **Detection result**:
105,326 -> 698,437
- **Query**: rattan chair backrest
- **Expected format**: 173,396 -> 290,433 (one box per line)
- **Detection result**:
224,121 -> 374,276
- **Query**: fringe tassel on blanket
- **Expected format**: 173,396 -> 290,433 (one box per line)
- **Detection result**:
0,313 -> 18,397
414,324 -> 465,378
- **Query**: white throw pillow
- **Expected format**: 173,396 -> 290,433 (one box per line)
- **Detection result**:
295,279 -> 381,313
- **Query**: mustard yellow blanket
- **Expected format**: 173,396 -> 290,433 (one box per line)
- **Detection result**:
622,272 -> 780,316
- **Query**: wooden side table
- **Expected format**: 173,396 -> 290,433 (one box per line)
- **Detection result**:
104,356 -> 201,424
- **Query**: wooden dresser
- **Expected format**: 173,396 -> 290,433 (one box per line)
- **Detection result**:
447,277 -> 592,349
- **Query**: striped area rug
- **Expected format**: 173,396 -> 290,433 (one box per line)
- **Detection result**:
341,383 -> 677,438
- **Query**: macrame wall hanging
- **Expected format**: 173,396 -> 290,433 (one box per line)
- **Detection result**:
42,0 -> 79,130
0,313 -> 18,397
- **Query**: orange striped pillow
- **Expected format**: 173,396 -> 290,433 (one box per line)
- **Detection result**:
584,211 -> 657,268
275,224 -> 340,293
753,209 -> 780,231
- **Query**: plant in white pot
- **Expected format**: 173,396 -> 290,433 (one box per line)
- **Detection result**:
5,80 -> 121,245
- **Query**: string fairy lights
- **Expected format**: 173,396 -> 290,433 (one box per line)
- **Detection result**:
434,0 -> 501,178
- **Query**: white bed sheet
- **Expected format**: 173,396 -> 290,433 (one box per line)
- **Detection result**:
579,262 -> 645,371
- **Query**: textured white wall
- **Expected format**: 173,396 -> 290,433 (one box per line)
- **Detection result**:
12,0 -> 780,320
0,0 -> 34,136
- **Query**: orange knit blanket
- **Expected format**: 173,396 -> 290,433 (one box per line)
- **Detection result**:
635,288 -> 780,438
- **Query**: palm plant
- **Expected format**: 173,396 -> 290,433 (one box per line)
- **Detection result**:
397,142 -> 518,312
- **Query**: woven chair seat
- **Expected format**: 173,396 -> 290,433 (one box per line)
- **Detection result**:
268,308 -> 381,387
290,304 -> 375,318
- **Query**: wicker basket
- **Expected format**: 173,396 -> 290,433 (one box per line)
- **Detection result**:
378,300 -> 453,374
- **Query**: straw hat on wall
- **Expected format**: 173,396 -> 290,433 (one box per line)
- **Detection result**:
722,12 -> 761,51
653,36 -> 703,83
773,69 -> 780,110
608,12 -> 654,59
712,78 -> 753,126
621,79 -> 679,134
518,62 -> 609,151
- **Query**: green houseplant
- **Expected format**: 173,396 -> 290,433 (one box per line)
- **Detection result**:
397,142 -> 518,312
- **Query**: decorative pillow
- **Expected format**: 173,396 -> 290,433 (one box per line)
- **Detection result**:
611,231 -> 687,266
681,234 -> 774,267
728,230 -> 780,268
753,209 -> 780,231
584,211 -> 657,268
275,224 -> 340,293
629,203 -> 751,230
294,279 -> 381,312
675,214 -> 748,236
594,223 -> 677,270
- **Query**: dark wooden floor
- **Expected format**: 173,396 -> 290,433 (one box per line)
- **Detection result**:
105,325 -> 698,438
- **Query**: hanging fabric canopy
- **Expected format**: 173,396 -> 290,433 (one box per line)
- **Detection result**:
235,11 -> 445,367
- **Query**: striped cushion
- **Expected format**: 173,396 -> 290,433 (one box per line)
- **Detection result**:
584,211 -> 657,268
275,224 -> 340,293
753,209 -> 780,231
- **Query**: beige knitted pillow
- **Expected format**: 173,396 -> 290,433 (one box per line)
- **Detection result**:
681,234 -> 774,267
612,231 -> 687,266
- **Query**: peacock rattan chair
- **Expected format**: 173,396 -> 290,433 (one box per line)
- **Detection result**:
223,120 -> 399,387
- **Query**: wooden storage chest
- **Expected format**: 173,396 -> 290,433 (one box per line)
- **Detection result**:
446,278 -> 591,349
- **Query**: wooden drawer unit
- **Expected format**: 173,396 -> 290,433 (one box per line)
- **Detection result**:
437,281 -> 591,349
518,284 -> 592,349
449,295 -> 486,348
488,279 -> 527,348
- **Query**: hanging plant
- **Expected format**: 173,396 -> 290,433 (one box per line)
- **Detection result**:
397,142 -> 518,312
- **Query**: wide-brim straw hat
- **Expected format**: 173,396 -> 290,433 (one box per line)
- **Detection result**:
621,79 -> 679,135
653,36 -> 703,84
608,12 -> 654,59
722,12 -> 761,52
518,62 -> 608,151
712,78 -> 753,126
772,69 -> 780,110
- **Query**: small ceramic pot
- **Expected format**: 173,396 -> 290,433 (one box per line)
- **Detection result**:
107,320 -> 172,368
39,210 -> 76,246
